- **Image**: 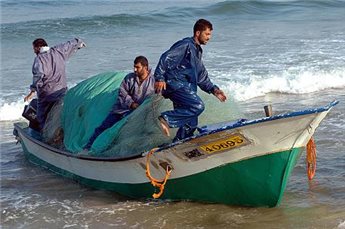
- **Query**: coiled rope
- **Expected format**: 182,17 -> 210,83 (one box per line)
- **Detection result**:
145,148 -> 172,198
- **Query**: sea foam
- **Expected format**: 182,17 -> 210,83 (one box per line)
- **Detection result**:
1,68 -> 344,121
216,68 -> 345,101
0,99 -> 27,121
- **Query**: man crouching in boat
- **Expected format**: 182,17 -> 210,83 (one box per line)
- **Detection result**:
24,38 -> 86,131
84,56 -> 155,150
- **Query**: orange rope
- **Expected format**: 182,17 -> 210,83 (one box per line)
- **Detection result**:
145,148 -> 172,199
306,137 -> 317,180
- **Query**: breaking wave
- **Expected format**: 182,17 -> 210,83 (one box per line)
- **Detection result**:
213,68 -> 345,101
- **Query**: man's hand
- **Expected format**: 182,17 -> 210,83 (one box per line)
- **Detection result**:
213,88 -> 227,102
24,91 -> 35,102
130,102 -> 139,109
154,81 -> 166,94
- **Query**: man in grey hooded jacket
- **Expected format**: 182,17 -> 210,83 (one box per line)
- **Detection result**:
84,56 -> 155,150
24,38 -> 86,130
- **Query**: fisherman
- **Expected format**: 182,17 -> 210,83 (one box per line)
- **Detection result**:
24,38 -> 86,130
154,19 -> 227,142
84,56 -> 155,150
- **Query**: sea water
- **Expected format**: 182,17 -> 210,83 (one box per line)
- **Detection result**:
1,0 -> 345,228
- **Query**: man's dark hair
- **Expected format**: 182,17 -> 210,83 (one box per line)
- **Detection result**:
193,19 -> 213,34
134,56 -> 149,67
32,38 -> 48,48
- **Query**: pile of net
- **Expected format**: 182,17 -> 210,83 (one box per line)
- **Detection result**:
42,99 -> 64,148
61,72 -> 174,157
42,72 -> 242,158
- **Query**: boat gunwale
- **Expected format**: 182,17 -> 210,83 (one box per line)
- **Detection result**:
157,100 -> 338,149
14,123 -> 141,162
14,100 -> 338,162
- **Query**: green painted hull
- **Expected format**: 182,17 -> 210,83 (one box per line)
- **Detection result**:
23,140 -> 302,207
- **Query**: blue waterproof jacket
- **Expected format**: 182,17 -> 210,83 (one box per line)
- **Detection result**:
154,37 -> 218,95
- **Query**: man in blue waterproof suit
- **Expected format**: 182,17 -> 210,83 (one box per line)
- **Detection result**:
154,19 -> 227,142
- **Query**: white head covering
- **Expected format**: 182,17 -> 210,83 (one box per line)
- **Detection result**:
40,46 -> 50,53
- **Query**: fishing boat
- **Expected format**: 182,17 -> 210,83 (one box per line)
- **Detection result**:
13,100 -> 338,207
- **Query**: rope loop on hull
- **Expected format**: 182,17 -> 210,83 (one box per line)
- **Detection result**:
306,137 -> 317,180
146,148 -> 172,198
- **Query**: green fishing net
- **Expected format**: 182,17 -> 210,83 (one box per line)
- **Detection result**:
62,72 -> 127,153
59,71 -> 242,158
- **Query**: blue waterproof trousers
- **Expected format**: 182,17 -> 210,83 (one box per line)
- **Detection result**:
37,100 -> 59,131
162,88 -> 205,142
37,88 -> 67,130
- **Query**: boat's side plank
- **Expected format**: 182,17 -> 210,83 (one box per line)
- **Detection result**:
17,108 -> 329,184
